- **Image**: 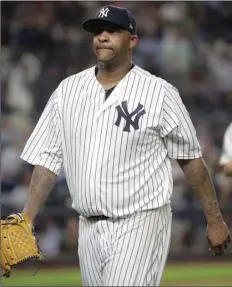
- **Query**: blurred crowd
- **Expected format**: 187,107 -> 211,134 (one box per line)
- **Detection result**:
1,1 -> 232,260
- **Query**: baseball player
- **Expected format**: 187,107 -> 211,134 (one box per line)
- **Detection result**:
219,122 -> 232,176
18,5 -> 230,286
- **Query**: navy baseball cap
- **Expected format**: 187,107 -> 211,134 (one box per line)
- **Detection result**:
82,5 -> 137,35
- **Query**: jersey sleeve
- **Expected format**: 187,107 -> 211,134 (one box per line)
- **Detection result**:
219,122 -> 232,166
20,90 -> 63,175
160,84 -> 202,159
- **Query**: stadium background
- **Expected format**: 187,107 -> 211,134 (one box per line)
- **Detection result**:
1,1 -> 232,286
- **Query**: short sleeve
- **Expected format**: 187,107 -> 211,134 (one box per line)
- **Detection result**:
160,84 -> 202,159
20,90 -> 63,175
219,122 -> 232,166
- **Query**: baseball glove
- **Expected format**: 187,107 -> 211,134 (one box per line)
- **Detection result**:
1,213 -> 44,277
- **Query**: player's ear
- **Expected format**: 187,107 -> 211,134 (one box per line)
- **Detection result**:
129,35 -> 138,50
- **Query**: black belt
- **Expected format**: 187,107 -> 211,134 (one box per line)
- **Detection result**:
88,215 -> 110,220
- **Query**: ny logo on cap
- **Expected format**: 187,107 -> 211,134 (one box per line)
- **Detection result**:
98,7 -> 110,18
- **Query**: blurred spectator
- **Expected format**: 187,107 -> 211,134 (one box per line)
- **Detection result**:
160,26 -> 195,91
5,50 -> 41,115
62,216 -> 79,252
5,167 -> 32,211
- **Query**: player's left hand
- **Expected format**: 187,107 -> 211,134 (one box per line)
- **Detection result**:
1,213 -> 44,277
206,221 -> 231,256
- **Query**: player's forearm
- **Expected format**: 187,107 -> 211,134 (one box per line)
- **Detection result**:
177,158 -> 223,225
22,165 -> 57,222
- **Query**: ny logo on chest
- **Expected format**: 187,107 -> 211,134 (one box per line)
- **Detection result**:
115,101 -> 146,132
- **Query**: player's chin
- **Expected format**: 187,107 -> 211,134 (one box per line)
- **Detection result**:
95,49 -> 115,61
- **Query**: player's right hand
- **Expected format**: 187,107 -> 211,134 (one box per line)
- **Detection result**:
206,221 -> 231,256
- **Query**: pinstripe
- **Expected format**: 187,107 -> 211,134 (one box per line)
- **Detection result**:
163,88 -> 195,155
122,210 -> 147,285
108,217 -> 131,284
80,96 -> 93,215
153,209 -> 165,283
62,77 -> 76,184
133,78 -> 153,211
157,151 -> 168,208
84,224 -> 98,286
43,127 -> 60,169
116,71 -> 136,217
73,90 -> 85,210
73,92 -> 86,212
95,237 -> 104,285
84,83 -> 102,215
78,218 -> 89,285
139,82 -> 160,209
88,228 -> 102,285
81,220 -> 91,286
87,107 -> 99,214
121,73 -> 142,215
24,105 -> 52,162
99,111 -> 110,214
108,216 -> 133,285
42,99 -> 61,169
77,74 -> 96,210
77,84 -> 93,215
61,76 -> 74,184
20,95 -> 54,160
69,75 -> 84,186
114,212 -> 139,285
109,73 -> 132,217
153,210 -> 166,285
131,210 -> 154,285
105,215 -> 126,282
150,206 -> 170,285
154,207 -> 171,285
79,217 -> 103,286
148,83 -> 163,208
72,85 -> 86,210
69,81 -> 84,204
34,106 -> 58,165
79,77 -> 99,215
95,109 -> 108,213
162,102 -> 179,126
164,93 -> 192,150
38,117 -> 57,165
103,104 -> 117,215
143,209 -> 162,285
136,86 -> 154,209
146,218 -> 162,286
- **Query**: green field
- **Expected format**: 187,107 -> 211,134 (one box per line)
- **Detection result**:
1,262 -> 232,286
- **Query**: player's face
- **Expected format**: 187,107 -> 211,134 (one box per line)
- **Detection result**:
92,24 -> 137,63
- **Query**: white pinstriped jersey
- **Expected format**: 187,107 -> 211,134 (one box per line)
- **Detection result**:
20,65 -> 202,218
219,122 -> 232,166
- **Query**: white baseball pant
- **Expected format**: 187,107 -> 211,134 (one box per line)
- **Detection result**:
78,204 -> 172,286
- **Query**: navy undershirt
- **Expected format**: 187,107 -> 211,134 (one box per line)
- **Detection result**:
105,86 -> 116,100
95,64 -> 135,101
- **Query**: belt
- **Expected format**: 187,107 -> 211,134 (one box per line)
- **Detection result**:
88,215 -> 110,220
